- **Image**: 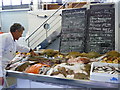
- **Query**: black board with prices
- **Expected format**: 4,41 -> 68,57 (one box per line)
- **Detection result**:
85,6 -> 115,54
59,8 -> 87,53
59,4 -> 115,54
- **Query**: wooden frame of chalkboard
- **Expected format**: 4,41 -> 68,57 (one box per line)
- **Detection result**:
59,4 -> 115,54
59,8 -> 87,53
90,3 -> 114,10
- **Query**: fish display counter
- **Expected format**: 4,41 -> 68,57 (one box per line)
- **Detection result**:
6,70 -> 119,88
5,49 -> 120,88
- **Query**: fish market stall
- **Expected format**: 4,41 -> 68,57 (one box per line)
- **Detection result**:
5,49 -> 120,88
6,70 -> 118,88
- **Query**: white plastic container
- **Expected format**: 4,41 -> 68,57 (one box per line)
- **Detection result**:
90,62 -> 120,83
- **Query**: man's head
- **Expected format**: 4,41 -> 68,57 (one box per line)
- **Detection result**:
10,23 -> 24,40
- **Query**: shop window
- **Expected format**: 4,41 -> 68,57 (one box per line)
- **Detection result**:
2,0 -> 32,10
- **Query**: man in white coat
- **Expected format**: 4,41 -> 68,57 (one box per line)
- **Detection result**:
0,23 -> 36,88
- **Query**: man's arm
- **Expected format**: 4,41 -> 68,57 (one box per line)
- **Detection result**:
16,42 -> 30,53
0,56 -> 3,87
0,34 -> 10,88
0,35 -> 4,87
0,63 -> 3,86
16,42 -> 38,56
0,77 -> 3,86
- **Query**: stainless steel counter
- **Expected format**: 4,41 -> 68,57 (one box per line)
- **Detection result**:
6,70 -> 119,88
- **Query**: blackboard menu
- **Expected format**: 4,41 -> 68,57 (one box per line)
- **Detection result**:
59,8 -> 86,53
86,8 -> 115,54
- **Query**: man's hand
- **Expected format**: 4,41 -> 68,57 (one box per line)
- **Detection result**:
0,77 -> 4,86
30,50 -> 39,56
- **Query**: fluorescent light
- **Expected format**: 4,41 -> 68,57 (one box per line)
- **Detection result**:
12,0 -> 21,5
42,0 -> 53,2
3,0 -> 11,6
22,0 -> 30,4
0,0 -> 2,6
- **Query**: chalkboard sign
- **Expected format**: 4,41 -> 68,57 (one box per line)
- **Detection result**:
59,4 -> 115,54
59,8 -> 87,53
86,7 -> 115,54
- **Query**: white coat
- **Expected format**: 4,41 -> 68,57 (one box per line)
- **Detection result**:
0,32 -> 30,77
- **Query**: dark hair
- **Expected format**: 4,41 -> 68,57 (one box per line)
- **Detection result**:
10,23 -> 24,32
